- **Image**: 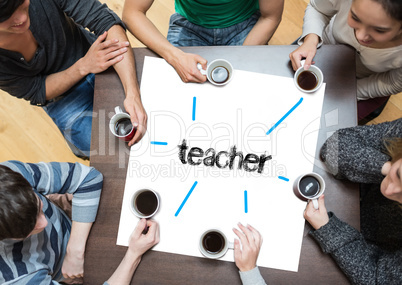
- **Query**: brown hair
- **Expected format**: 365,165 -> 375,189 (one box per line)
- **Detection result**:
0,165 -> 38,240
370,0 -> 402,21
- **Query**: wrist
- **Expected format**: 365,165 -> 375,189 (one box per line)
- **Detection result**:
304,34 -> 320,46
76,58 -> 89,77
125,250 -> 142,268
239,264 -> 256,272
66,244 -> 85,258
165,47 -> 185,67
124,85 -> 141,100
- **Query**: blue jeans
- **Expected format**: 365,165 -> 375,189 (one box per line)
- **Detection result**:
167,11 -> 261,46
43,74 -> 94,158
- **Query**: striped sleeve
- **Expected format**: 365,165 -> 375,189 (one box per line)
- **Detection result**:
4,270 -> 61,285
0,161 -> 103,223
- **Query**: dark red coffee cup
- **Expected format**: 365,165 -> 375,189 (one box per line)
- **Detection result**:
109,106 -> 135,142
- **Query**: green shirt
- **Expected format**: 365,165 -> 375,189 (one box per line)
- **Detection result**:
175,0 -> 259,28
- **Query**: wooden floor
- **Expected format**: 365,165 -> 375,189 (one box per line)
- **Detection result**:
0,0 -> 401,164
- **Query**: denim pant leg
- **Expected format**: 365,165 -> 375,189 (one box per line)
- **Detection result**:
43,74 -> 95,158
167,11 -> 261,47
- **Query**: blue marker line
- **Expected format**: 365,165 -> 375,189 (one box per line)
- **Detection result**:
192,97 -> 196,121
150,141 -> 168,145
244,190 -> 248,213
266,97 -> 304,135
278,176 -> 290,182
175,181 -> 198,217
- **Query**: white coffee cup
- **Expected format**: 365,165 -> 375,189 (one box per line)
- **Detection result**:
109,106 -> 135,142
293,61 -> 324,93
197,59 -> 234,86
199,229 -> 234,259
293,172 -> 326,209
130,188 -> 160,219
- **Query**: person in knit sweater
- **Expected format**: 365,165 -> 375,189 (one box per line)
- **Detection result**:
304,118 -> 402,284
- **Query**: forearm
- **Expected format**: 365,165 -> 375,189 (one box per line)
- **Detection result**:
243,15 -> 282,45
122,8 -> 183,68
310,213 -> 401,285
357,68 -> 402,100
106,25 -> 140,98
300,2 -> 333,46
106,251 -> 142,285
45,58 -> 88,100
239,267 -> 267,285
319,121 -> 402,183
67,221 -> 93,259
244,0 -> 284,45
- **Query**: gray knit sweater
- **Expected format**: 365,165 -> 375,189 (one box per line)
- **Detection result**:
313,118 -> 402,285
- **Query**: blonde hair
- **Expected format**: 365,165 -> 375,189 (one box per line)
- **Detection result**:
384,138 -> 402,163
384,138 -> 402,207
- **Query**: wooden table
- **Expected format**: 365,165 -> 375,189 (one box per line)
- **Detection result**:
85,45 -> 358,284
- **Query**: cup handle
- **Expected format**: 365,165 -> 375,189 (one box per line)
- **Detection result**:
197,63 -> 207,76
312,198 -> 319,210
115,106 -> 123,114
228,241 -> 234,250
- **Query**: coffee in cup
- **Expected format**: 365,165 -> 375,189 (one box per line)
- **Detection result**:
130,188 -> 160,219
197,59 -> 234,86
293,62 -> 324,93
210,66 -> 230,84
109,106 -> 135,142
114,118 -> 132,137
297,70 -> 318,91
293,172 -> 325,209
199,229 -> 234,259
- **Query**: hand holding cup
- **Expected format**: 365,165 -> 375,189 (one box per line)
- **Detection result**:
197,59 -> 234,86
293,60 -> 324,93
304,195 -> 330,230
109,106 -> 136,142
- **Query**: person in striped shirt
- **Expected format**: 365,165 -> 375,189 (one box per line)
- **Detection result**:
0,161 -> 159,284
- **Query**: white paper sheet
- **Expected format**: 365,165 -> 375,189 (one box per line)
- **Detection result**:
117,56 -> 326,272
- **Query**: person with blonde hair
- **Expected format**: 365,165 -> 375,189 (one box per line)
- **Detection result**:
304,118 -> 402,284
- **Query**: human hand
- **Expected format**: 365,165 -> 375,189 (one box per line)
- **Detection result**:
124,94 -> 147,146
303,195 -> 329,230
289,34 -> 319,71
79,31 -> 129,76
169,51 -> 207,83
61,247 -> 84,280
233,223 -> 263,272
127,219 -> 160,259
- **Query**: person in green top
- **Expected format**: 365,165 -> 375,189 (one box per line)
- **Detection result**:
122,0 -> 284,83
